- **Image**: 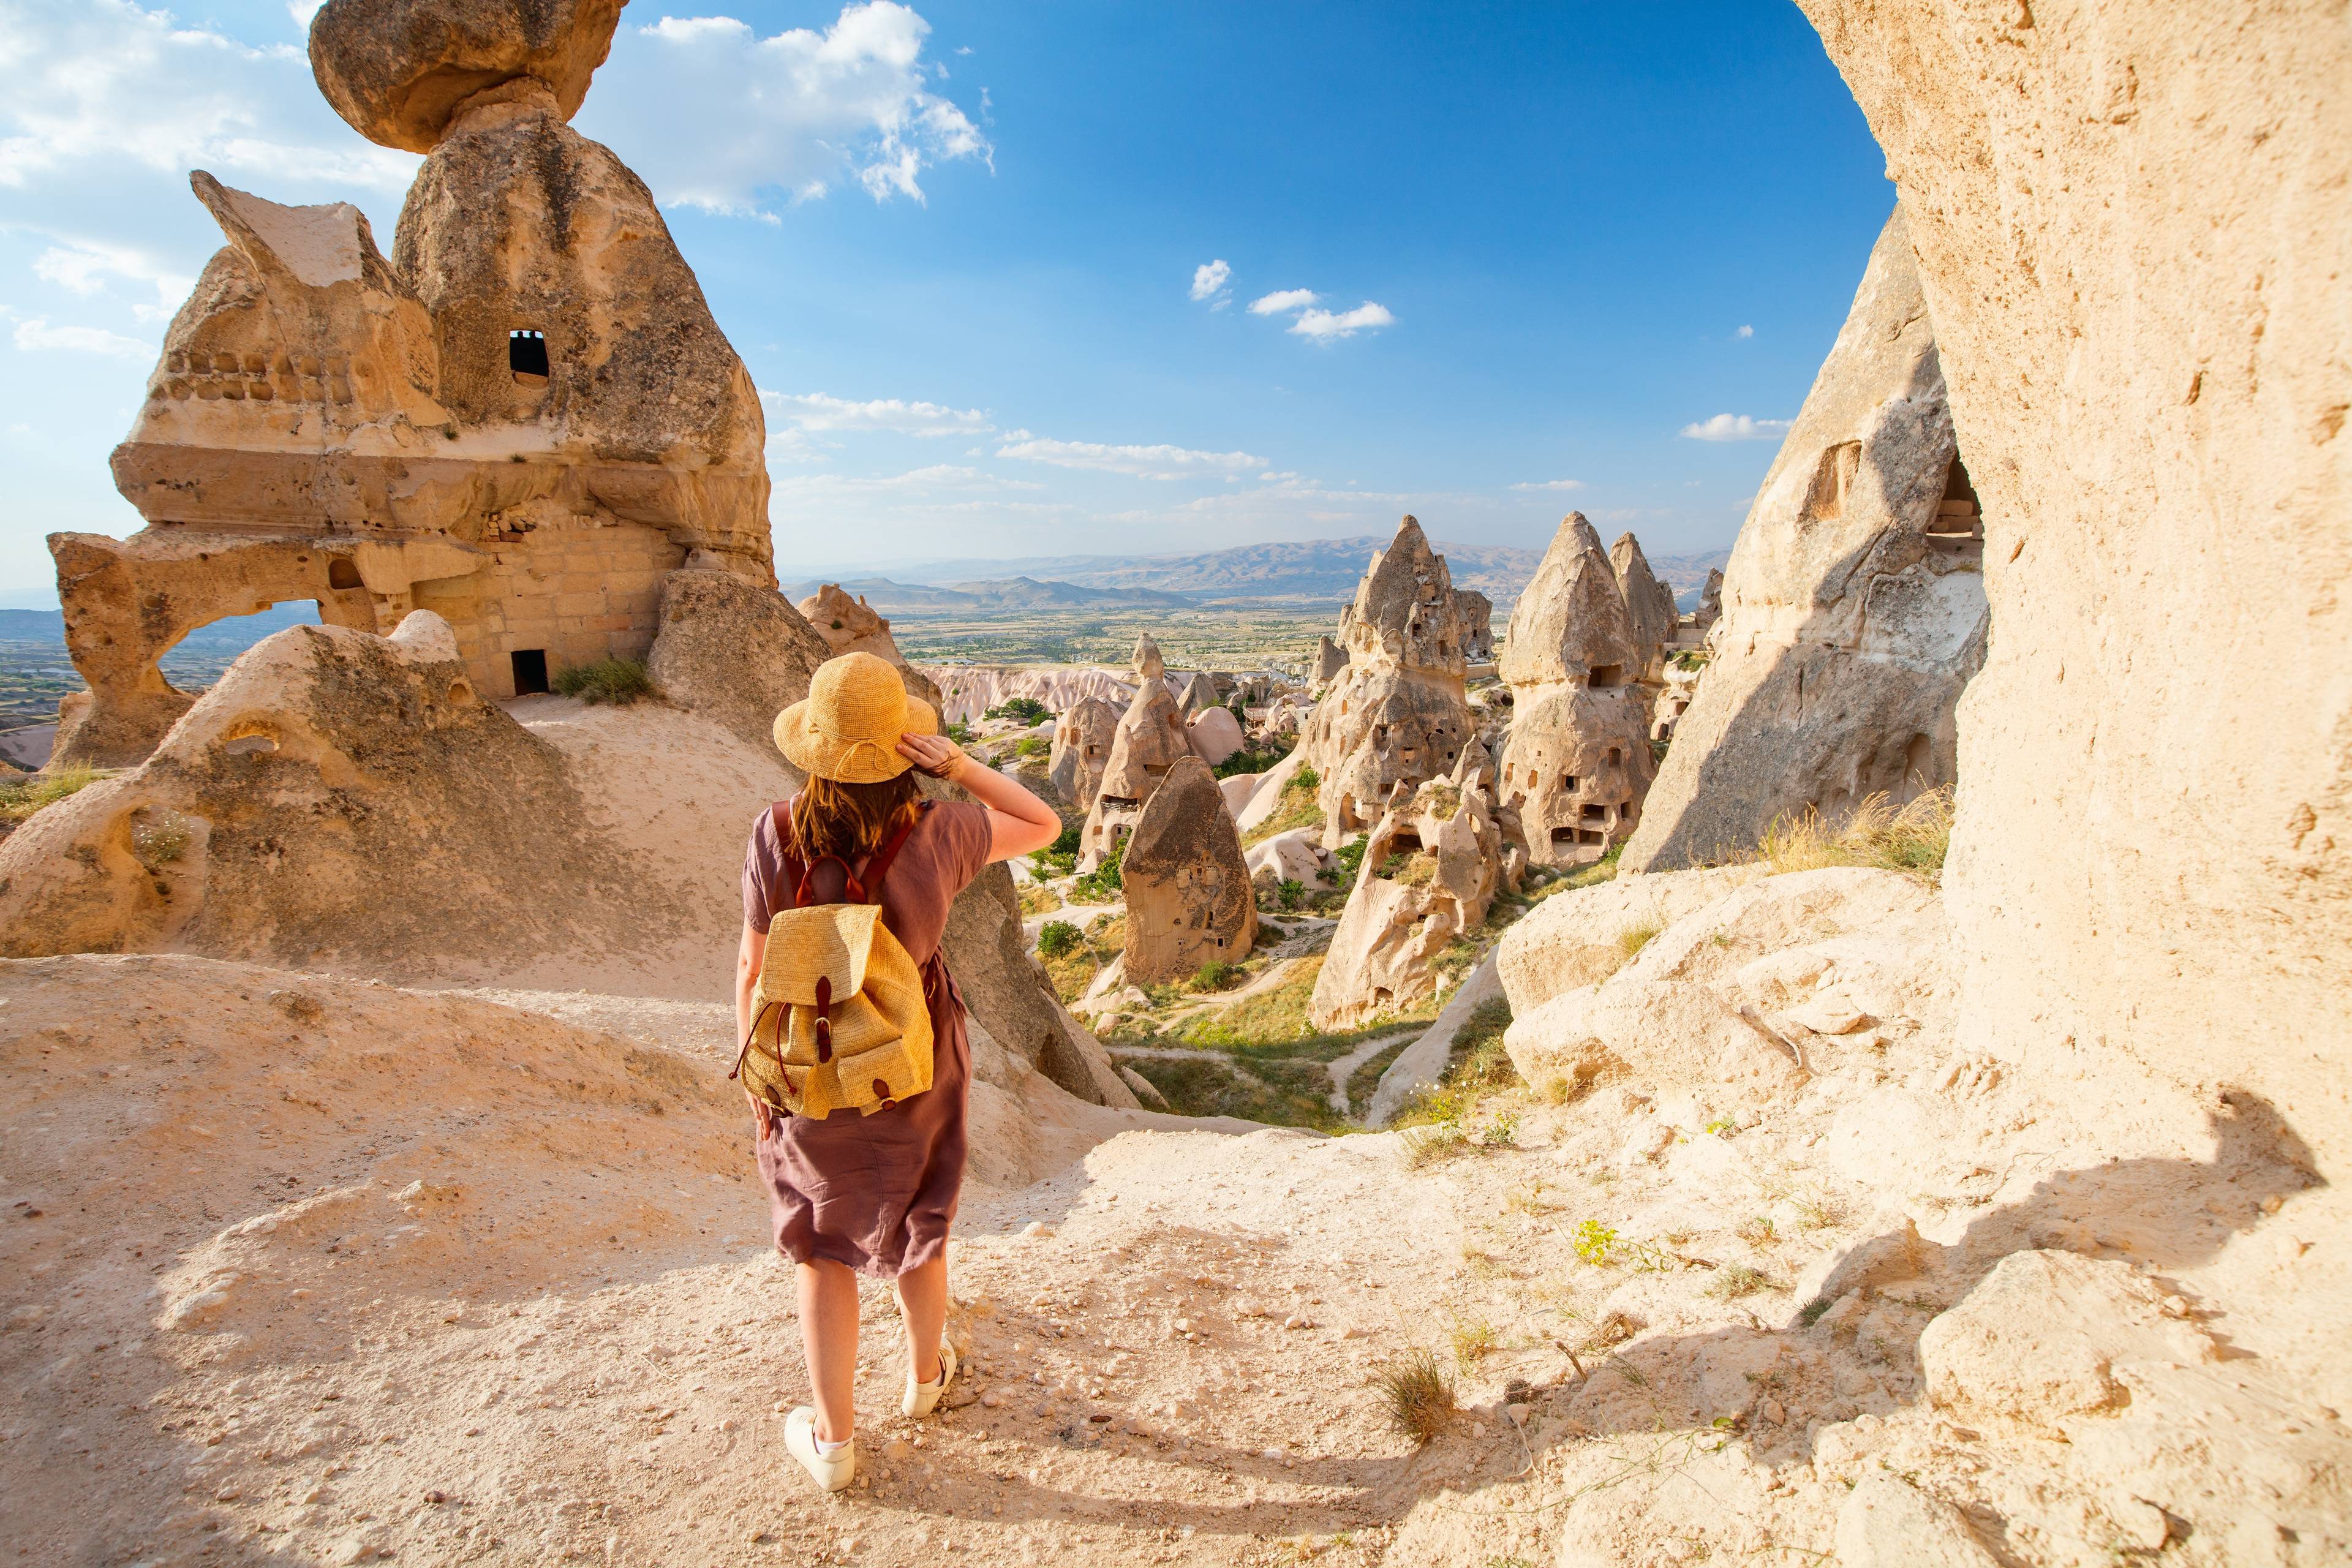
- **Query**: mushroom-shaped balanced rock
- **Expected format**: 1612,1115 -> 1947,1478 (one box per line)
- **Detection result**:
309,0 -> 624,152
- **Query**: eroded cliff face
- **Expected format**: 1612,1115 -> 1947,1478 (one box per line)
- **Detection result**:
1795,1 -> 2352,1177
1621,209 -> 1985,874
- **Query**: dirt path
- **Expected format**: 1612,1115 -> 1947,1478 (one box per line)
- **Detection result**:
1323,1029 -> 1420,1117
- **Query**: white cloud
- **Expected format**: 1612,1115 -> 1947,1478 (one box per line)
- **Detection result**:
286,2 -> 325,27
1679,413 -> 1790,442
1289,301 -> 1393,341
995,434 -> 1268,481
1189,258 -> 1231,306
32,243 -> 192,313
1734,324 -> 1754,339
13,317 -> 153,358
0,0 -> 419,195
772,464 -> 1042,497
1509,478 -> 1586,492
584,4 -> 990,215
1247,288 -> 1319,316
765,390 -> 993,438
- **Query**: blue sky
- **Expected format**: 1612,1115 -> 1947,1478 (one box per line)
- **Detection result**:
0,0 -> 1889,605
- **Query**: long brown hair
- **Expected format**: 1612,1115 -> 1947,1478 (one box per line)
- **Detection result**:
788,772 -> 922,863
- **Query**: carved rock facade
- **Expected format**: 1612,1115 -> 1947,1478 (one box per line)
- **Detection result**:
1497,514 -> 1656,869
1296,517 -> 1476,850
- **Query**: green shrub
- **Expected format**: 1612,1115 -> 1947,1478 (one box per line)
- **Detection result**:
1212,740 -> 1292,779
1294,763 -> 1320,790
1071,840 -> 1123,902
1028,823 -> 1082,877
1016,734 -> 1049,759
1189,959 -> 1240,992
1327,834 -> 1368,892
551,657 -> 655,706
944,719 -> 973,744
984,696 -> 1051,726
1037,919 -> 1082,958
1276,876 -> 1305,911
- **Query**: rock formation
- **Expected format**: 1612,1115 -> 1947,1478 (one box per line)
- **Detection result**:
1620,210 -> 1985,873
1452,589 -> 1495,662
0,612 -> 654,970
1795,0 -> 2350,1187
1295,518 -> 1476,849
1119,756 -> 1256,985
1076,675 -> 1193,872
934,666 -> 1134,728
1496,513 -> 1656,869
1170,673 -> 1213,717
1047,695 -> 1120,808
1310,635 -> 1346,688
1610,532 -> 1674,685
1310,755 -> 1501,1030
308,0 -> 623,153
645,570 -> 829,761
52,0 -> 771,769
1184,704 -> 1245,768
1694,568 -> 1724,631
794,584 -> 939,706
1131,633 -> 1166,684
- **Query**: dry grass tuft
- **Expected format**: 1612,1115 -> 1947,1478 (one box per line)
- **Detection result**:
551,657 -> 656,706
1708,1264 -> 1774,1300
0,766 -> 106,831
1755,786 -> 1953,881
1447,1313 -> 1497,1370
1371,1348 -> 1457,1444
1615,918 -> 1664,960
1401,1123 -> 1469,1168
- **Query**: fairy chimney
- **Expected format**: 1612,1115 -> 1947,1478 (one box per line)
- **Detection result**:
1295,518 -> 1476,850
1610,533 -> 1673,686
1310,772 -> 1501,1030
1497,514 -> 1656,869
1310,635 -> 1348,688
1131,634 -> 1166,684
1049,695 -> 1121,809
1077,677 -> 1193,872
1452,589 -> 1496,663
1121,756 -> 1257,985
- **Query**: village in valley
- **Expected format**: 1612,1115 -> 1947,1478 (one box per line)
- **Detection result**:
0,2 -> 2342,1566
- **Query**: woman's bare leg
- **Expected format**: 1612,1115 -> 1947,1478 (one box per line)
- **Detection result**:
796,1259 -> 859,1443
895,1253 -> 948,1385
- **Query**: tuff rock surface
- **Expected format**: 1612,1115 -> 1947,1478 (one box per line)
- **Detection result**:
1621,209 -> 1985,872
1119,755 -> 1257,986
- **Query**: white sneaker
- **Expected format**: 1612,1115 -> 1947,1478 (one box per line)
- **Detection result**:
783,1406 -> 855,1493
902,1341 -> 959,1419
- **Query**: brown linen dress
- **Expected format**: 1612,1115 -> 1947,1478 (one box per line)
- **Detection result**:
741,798 -> 995,1279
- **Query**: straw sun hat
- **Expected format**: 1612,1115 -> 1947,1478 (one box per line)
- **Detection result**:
772,650 -> 940,784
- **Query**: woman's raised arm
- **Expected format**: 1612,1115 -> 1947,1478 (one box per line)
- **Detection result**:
897,732 -> 1061,863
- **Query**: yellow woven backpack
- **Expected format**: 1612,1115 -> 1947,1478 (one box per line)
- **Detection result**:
733,805 -> 935,1120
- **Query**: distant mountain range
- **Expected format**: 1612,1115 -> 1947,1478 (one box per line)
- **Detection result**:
780,576 -> 1198,614
0,603 -> 318,648
816,536 -> 1733,616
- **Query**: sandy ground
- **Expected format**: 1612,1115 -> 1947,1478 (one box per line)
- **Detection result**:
4,891 -> 2345,1566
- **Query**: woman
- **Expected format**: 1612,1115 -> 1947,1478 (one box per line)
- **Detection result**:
737,650 -> 1061,1492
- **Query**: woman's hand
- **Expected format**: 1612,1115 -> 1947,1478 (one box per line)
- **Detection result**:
745,1088 -> 776,1142
897,731 -> 968,781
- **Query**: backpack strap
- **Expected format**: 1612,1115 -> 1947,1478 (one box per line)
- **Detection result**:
770,798 -> 927,910
856,807 -> 925,906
